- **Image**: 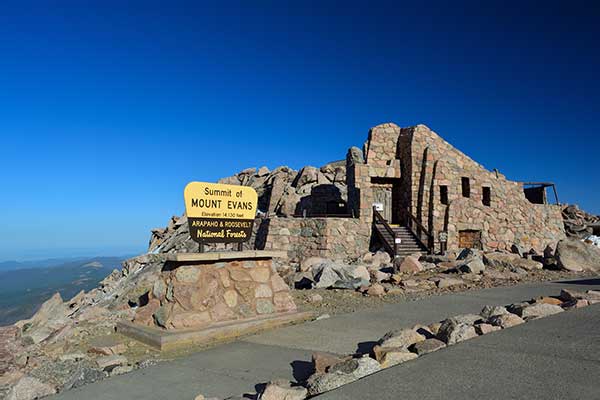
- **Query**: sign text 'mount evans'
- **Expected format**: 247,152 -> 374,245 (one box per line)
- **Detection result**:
184,182 -> 258,244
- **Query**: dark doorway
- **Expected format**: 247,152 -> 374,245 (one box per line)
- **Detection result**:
371,178 -> 402,224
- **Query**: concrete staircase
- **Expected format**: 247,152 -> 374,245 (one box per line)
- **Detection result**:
373,222 -> 427,257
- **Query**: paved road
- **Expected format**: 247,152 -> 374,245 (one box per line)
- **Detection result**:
317,303 -> 600,400
51,277 -> 600,400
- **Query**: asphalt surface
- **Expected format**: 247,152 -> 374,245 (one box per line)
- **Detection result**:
51,277 -> 600,400
317,302 -> 600,400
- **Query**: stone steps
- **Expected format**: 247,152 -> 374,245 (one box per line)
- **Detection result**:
374,222 -> 427,257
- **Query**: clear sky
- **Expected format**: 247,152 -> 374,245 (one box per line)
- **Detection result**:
1,1 -> 598,260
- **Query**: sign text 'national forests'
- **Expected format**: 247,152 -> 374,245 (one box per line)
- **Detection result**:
184,182 -> 258,244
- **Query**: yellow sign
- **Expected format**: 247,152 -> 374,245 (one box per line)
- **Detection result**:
183,182 -> 258,243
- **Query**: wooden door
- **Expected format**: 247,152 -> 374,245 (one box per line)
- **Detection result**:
373,186 -> 393,222
459,230 -> 482,249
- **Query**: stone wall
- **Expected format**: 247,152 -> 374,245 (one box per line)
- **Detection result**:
405,124 -> 565,252
259,217 -> 371,262
350,122 -> 566,254
132,257 -> 296,330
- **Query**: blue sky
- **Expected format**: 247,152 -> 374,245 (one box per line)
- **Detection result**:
0,1 -> 598,260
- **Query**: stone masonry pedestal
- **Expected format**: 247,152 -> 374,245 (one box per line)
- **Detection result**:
118,251 -> 312,350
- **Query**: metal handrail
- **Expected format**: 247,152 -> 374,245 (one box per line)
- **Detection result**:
373,207 -> 399,257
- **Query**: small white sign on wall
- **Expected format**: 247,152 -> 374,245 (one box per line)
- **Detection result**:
373,202 -> 384,212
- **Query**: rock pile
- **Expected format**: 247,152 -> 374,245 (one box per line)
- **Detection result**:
562,204 -> 600,239
289,237 -> 599,301
148,161 -> 348,255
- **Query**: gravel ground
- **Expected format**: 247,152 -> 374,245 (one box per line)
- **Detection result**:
292,268 -> 595,316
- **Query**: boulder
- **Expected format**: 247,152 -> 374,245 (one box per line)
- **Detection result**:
437,319 -> 478,345
311,352 -> 347,374
313,265 -> 340,289
458,258 -> 486,274
370,269 -> 391,283
508,303 -> 564,320
366,283 -> 386,297
351,266 -> 371,284
257,166 -> 270,177
555,239 -> 600,272
457,248 -> 482,261
300,257 -> 329,272
379,329 -> 426,348
488,313 -> 525,328
428,322 -> 442,335
475,323 -> 501,335
398,256 -> 424,274
483,253 -> 543,271
511,244 -> 525,257
306,356 -> 380,395
562,299 -> 589,309
293,272 -> 315,290
536,297 -> 563,306
294,166 -> 319,187
480,305 -> 510,320
447,314 -> 482,325
371,251 -> 391,267
19,292 -> 70,345
373,346 -> 418,368
347,146 -> 364,164
6,376 -> 56,400
558,289 -> 584,302
409,338 -> 446,355
313,263 -> 369,289
259,380 -> 307,400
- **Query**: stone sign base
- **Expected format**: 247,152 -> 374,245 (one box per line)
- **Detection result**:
119,251 -> 311,349
117,310 -> 313,351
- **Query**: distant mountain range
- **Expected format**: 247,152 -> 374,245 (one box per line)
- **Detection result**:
0,256 -> 111,271
0,256 -> 130,326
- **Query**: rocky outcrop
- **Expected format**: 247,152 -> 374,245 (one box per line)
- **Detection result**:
562,205 -> 600,238
148,161 -> 348,255
483,253 -> 543,271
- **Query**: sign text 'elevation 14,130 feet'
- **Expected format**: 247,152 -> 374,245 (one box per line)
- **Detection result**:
184,182 -> 258,244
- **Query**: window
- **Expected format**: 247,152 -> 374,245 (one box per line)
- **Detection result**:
440,185 -> 449,205
461,177 -> 470,198
482,186 -> 491,206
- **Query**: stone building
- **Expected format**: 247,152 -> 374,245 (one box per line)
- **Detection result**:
260,123 -> 565,260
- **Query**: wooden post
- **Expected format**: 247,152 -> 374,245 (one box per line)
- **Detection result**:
552,184 -> 560,205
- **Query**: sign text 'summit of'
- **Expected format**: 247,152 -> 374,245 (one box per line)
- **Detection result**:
184,182 -> 258,244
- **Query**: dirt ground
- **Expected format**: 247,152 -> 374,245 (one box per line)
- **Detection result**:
292,268 -> 596,316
